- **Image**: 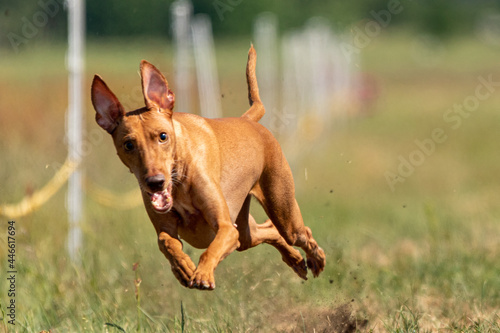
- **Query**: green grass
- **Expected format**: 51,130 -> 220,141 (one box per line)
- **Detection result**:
1,32 -> 500,332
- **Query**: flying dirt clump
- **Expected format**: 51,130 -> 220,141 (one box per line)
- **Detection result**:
273,302 -> 368,333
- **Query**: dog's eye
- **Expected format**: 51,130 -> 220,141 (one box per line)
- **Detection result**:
124,141 -> 135,151
159,132 -> 168,143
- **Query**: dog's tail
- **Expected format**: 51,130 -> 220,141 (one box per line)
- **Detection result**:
242,44 -> 265,122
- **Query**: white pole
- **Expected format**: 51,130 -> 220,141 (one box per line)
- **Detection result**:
67,0 -> 85,263
253,12 -> 278,130
192,14 -> 222,119
280,32 -> 300,138
279,33 -> 301,165
171,0 -> 193,114
306,18 -> 331,120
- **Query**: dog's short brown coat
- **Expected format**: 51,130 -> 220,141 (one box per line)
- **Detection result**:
91,46 -> 325,290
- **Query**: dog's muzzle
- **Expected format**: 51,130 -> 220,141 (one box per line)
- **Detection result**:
147,180 -> 173,213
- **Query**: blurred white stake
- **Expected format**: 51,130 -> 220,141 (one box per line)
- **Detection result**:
171,0 -> 193,113
306,19 -> 331,119
67,0 -> 85,264
192,14 -> 222,118
254,12 -> 278,129
280,32 -> 302,136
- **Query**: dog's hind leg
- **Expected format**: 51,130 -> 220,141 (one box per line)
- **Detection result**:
235,195 -> 308,280
254,158 -> 326,278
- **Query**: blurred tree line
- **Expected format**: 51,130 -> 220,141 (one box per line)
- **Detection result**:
1,0 -> 500,48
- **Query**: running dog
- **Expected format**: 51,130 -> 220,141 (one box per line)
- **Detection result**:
90,46 -> 325,290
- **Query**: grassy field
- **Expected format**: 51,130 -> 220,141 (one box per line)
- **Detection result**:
1,32 -> 500,332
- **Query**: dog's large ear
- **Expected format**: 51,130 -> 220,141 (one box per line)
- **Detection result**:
140,60 -> 175,114
91,75 -> 124,134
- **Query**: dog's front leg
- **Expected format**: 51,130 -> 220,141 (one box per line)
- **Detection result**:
189,223 -> 239,290
189,188 -> 240,290
157,230 -> 197,288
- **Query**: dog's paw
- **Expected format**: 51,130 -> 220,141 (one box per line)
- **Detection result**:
171,256 -> 196,287
281,249 -> 308,280
306,246 -> 326,278
188,268 -> 215,290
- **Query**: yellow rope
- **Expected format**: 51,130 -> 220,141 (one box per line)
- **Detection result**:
0,159 -> 143,218
0,158 -> 79,218
86,181 -> 142,209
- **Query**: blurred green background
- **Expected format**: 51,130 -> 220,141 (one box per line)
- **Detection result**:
2,0 -> 500,41
1,0 -> 500,332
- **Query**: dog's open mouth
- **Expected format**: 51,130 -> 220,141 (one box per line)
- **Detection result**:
149,182 -> 173,213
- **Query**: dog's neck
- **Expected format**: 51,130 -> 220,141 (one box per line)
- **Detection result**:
170,117 -> 190,189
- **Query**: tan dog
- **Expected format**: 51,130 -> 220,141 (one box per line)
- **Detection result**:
91,46 -> 325,290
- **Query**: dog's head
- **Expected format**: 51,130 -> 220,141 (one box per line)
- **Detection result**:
91,61 -> 176,214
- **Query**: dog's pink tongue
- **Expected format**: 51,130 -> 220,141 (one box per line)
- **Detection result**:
151,191 -> 170,211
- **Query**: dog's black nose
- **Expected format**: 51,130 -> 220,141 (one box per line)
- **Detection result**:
145,174 -> 165,192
